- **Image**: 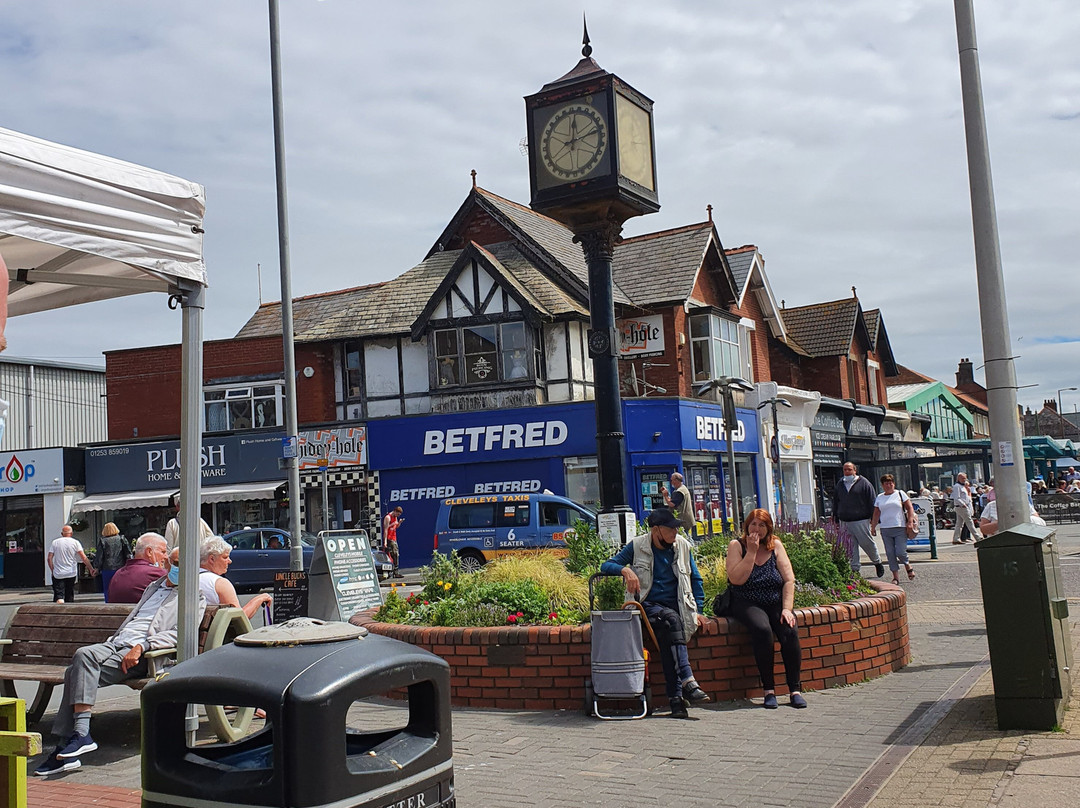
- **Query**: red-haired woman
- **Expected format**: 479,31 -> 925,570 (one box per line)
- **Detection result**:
726,508 -> 806,709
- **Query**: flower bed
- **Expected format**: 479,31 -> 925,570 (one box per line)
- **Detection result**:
350,581 -> 909,711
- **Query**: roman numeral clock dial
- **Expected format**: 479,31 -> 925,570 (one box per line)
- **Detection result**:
540,103 -> 608,181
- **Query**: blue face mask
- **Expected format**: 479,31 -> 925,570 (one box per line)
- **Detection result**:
167,565 -> 180,586
843,474 -> 856,484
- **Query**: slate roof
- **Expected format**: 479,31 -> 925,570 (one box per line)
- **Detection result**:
725,247 -> 756,297
779,297 -> 864,357
612,222 -> 737,307
863,309 -> 882,350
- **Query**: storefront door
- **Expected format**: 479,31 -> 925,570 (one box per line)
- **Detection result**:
2,496 -> 45,587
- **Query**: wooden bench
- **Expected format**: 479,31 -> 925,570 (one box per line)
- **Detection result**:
0,603 -> 251,728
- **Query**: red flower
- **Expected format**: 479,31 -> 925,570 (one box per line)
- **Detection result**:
549,612 -> 558,620
516,611 -> 524,617
507,614 -> 518,623
846,584 -> 854,591
423,601 -> 429,606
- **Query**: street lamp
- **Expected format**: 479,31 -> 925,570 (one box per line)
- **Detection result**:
1057,387 -> 1077,439
694,376 -> 753,528
757,396 -> 793,524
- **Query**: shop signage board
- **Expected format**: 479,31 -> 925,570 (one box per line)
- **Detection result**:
84,433 -> 285,494
774,427 -> 813,461
298,427 -> 367,469
307,532 -> 384,621
676,401 -> 759,454
0,448 -> 65,496
616,313 -> 665,359
907,497 -> 934,545
272,571 -> 309,622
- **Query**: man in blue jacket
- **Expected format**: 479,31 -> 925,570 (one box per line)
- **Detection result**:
832,462 -> 885,578
601,508 -> 709,719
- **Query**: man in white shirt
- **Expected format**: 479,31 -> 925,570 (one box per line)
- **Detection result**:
951,473 -> 982,544
163,495 -> 213,553
34,550 -> 206,777
47,525 -> 96,603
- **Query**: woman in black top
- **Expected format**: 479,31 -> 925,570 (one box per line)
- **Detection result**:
726,508 -> 806,709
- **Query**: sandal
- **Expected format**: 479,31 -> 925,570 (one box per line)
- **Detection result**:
906,566 -> 915,581
891,577 -> 900,585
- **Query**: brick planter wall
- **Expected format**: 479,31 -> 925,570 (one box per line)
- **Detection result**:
350,584 -> 908,710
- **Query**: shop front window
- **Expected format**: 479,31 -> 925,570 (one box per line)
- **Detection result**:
564,457 -> 599,510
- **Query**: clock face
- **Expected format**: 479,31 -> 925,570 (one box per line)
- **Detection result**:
615,93 -> 655,191
540,103 -> 608,181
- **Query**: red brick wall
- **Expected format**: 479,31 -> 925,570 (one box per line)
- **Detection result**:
731,287 -> 772,381
353,587 -> 909,710
443,208 -> 514,252
106,337 -> 337,439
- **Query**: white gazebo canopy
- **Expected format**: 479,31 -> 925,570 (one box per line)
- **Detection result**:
0,125 -> 206,314
0,125 -> 208,667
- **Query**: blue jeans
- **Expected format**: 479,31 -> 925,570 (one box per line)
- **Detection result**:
642,602 -> 694,700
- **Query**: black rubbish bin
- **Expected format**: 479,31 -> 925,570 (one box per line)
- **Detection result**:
976,521 -> 1073,730
141,618 -> 455,808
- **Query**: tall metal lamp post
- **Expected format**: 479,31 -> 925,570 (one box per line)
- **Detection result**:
694,376 -> 754,528
757,396 -> 792,524
1057,387 -> 1077,439
525,26 -> 659,542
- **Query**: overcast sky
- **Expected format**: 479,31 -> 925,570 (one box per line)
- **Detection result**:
3,1 -> 1077,415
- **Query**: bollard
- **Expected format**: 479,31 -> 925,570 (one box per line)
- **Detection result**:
0,698 -> 42,808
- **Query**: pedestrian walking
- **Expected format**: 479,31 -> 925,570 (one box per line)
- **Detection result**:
93,522 -> 132,602
382,506 -> 404,578
951,473 -> 982,544
47,525 -> 96,603
870,475 -> 917,585
831,462 -> 885,578
662,471 -> 697,537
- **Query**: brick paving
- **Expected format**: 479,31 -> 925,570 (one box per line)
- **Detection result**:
18,528 -> 1080,808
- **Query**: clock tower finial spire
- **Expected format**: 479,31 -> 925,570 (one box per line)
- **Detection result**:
582,14 -> 592,58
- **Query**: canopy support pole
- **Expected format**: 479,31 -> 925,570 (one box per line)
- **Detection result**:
176,280 -> 205,742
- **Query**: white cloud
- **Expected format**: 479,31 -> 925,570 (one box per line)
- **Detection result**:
3,0 -> 1077,415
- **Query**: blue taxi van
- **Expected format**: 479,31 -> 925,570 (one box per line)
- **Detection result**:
433,492 -> 597,572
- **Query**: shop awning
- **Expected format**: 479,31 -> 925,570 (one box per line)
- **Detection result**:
71,489 -> 178,513
200,480 -> 285,504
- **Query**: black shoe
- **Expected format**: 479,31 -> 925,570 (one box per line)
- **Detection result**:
393,572 -> 405,578
763,693 -> 778,709
874,562 -> 885,578
669,697 -> 689,719
682,682 -> 711,703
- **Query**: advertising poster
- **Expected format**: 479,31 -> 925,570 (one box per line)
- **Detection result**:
307,533 -> 383,621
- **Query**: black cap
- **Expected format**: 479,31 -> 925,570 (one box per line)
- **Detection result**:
647,508 -> 680,529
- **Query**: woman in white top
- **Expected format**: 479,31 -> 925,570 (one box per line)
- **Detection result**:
869,475 -> 917,584
199,536 -> 272,620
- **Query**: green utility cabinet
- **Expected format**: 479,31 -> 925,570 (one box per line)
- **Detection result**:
976,522 -> 1072,730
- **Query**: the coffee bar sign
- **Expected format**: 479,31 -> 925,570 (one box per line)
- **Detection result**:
299,427 -> 367,469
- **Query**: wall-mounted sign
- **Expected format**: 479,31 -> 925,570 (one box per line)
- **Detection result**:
616,314 -> 665,359
298,427 -> 367,469
775,427 -> 813,461
0,449 -> 65,496
848,416 -> 878,437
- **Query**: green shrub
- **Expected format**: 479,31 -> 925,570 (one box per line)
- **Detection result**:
456,578 -> 550,622
698,556 -> 728,616
419,551 -> 463,603
781,529 -> 850,591
480,553 -> 589,613
693,532 -> 732,563
564,519 -> 613,575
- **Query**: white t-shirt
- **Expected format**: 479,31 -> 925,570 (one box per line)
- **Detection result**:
199,569 -> 222,606
953,483 -> 973,509
980,500 -> 1043,524
49,536 -> 83,578
874,491 -> 909,528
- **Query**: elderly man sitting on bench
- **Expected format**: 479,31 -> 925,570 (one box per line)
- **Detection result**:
34,546 -> 206,777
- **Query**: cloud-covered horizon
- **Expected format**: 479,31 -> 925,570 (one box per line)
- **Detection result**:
3,1 -> 1077,415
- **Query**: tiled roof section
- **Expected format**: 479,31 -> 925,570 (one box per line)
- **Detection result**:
612,222 -> 714,305
887,382 -> 934,405
779,298 -> 860,357
893,365 -> 936,385
724,246 -> 757,297
485,243 -> 588,317
235,283 -> 386,340
863,308 -> 881,350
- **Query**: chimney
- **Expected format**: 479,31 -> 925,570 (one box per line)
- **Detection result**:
956,357 -> 974,386
1045,399 -> 1058,412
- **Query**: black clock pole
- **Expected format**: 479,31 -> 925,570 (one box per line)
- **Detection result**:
578,221 -> 631,513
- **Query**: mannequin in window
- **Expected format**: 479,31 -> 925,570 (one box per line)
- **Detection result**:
438,356 -> 457,386
507,350 -> 528,380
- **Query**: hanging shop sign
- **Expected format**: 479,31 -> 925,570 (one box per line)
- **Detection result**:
298,427 -> 367,469
616,314 -> 665,359
775,427 -> 813,461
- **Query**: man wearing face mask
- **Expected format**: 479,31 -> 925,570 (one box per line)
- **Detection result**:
832,462 -> 885,578
600,508 -> 709,719
34,540 -> 206,777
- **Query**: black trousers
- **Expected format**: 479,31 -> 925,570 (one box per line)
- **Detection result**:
729,595 -> 802,691
51,575 -> 76,603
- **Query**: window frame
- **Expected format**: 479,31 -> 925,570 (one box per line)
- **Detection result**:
689,311 -> 743,382
203,382 -> 284,432
432,321 -> 537,389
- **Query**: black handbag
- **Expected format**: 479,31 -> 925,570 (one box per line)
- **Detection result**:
712,588 -> 732,617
